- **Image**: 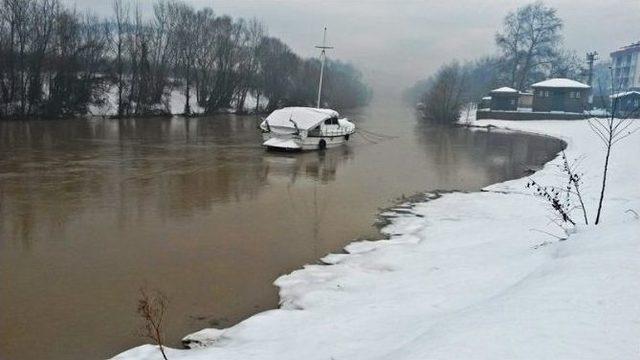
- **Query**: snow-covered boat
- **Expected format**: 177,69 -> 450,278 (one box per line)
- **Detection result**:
260,28 -> 355,151
260,107 -> 355,150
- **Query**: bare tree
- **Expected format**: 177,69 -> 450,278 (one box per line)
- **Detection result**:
0,0 -> 370,119
257,36 -> 299,111
548,49 -> 582,79
0,0 -> 57,117
125,4 -> 152,115
148,0 -> 175,113
496,6 -> 523,90
204,15 -> 244,112
1,0 -> 109,118
45,9 -> 109,116
168,1 -> 198,115
234,18 -> 264,113
137,287 -> 169,360
192,7 -> 216,109
420,61 -> 467,124
496,1 -> 563,90
587,68 -> 640,224
111,0 -> 129,117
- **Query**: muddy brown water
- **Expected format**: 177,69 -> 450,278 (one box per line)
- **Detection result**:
0,95 -> 564,360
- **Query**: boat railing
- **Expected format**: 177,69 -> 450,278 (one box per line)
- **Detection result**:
319,128 -> 354,137
289,127 -> 355,139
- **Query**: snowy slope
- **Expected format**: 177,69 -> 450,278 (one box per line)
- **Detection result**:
113,118 -> 640,360
88,86 -> 258,116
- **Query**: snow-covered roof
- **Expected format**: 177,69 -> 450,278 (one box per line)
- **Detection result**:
264,107 -> 339,131
490,87 -> 518,94
610,91 -> 640,99
531,78 -> 590,89
482,96 -> 492,100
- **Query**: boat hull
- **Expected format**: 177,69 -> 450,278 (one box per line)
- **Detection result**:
262,133 -> 352,151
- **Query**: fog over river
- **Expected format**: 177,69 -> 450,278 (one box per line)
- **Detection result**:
62,0 -> 639,87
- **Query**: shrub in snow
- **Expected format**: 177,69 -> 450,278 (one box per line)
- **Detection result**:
137,288 -> 169,360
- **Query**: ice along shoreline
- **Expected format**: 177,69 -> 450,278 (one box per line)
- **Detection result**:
114,118 -> 640,360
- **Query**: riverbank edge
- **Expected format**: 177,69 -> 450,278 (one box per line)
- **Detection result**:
114,118 -> 640,360
0,109 -> 263,122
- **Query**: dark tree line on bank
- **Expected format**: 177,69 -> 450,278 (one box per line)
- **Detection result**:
0,0 -> 371,120
408,1 -> 602,124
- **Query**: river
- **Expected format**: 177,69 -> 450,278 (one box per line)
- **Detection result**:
0,94 -> 564,359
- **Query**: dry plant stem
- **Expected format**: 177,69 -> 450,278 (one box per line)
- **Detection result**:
562,151 -> 588,225
138,288 -> 169,360
526,178 -> 576,226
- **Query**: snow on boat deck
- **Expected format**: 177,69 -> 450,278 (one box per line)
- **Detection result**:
114,118 -> 640,360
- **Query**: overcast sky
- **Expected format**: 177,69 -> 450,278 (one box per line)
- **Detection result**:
63,0 -> 639,92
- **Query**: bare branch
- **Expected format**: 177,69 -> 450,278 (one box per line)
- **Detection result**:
137,287 -> 169,360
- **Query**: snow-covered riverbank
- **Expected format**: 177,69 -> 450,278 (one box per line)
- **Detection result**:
114,118 -> 640,360
88,86 -> 259,116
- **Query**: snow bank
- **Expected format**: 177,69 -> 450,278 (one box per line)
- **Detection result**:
89,86 -> 259,116
168,89 -> 205,115
113,118 -> 640,360
88,87 -> 204,116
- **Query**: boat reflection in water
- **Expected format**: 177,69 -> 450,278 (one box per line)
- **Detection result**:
262,145 -> 353,184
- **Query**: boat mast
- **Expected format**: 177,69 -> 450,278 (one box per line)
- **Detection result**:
315,27 -> 333,109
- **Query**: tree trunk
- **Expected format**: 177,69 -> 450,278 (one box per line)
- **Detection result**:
184,65 -> 191,116
117,40 -> 124,118
594,139 -> 611,225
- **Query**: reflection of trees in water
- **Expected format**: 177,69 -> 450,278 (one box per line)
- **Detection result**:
0,120 -> 116,248
472,129 -> 565,182
414,121 -> 565,188
0,116 -> 353,249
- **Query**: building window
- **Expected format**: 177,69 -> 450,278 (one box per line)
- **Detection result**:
575,91 -> 581,98
569,92 -> 574,99
545,91 -> 550,97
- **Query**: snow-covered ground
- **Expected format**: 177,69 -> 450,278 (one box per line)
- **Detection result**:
88,86 -> 259,116
114,118 -> 640,360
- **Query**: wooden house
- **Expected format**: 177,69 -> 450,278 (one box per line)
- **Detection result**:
611,91 -> 640,117
531,78 -> 590,113
489,87 -> 519,111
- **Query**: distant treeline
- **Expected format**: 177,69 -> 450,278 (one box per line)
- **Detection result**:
0,0 -> 371,120
407,1 -> 612,124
